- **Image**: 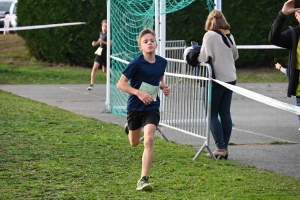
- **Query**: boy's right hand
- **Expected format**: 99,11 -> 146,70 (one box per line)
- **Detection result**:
136,91 -> 154,105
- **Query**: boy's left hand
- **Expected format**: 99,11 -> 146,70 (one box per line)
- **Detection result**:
162,86 -> 170,96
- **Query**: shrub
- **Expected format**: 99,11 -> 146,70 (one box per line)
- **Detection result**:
16,0 -> 296,68
17,0 -> 107,67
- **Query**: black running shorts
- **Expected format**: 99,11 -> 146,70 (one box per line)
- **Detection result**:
127,110 -> 160,131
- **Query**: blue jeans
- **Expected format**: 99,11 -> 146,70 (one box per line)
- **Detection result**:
210,80 -> 236,149
296,97 -> 300,124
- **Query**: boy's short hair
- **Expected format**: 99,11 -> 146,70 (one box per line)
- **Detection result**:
101,19 -> 107,25
137,28 -> 156,46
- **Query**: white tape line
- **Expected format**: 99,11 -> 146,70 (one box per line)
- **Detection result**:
213,79 -> 300,115
166,47 -> 185,50
237,45 -> 284,49
0,22 -> 86,31
165,72 -> 210,80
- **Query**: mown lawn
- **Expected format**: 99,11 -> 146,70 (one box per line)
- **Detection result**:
1,90 -> 299,199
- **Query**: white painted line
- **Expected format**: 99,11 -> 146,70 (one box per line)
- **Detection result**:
60,87 -> 102,98
233,127 -> 296,143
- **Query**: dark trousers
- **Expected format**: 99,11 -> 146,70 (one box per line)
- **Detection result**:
210,80 -> 236,149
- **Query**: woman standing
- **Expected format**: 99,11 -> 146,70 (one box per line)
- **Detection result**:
198,10 -> 239,159
87,19 -> 112,90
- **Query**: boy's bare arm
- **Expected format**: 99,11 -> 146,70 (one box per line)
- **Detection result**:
117,75 -> 154,104
117,75 -> 138,95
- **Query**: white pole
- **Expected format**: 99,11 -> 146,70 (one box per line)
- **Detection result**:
105,0 -> 111,112
155,0 -> 160,55
159,0 -> 166,58
214,0 -> 222,11
159,0 -> 166,111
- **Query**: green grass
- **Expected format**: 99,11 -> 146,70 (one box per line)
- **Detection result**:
0,34 -> 288,84
0,64 -> 106,84
0,34 -> 106,84
1,90 -> 299,199
0,64 -> 288,84
236,68 -> 288,83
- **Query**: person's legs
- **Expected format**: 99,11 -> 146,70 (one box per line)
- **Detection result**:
87,61 -> 99,90
87,56 -> 101,90
127,110 -> 143,146
210,84 -> 226,149
136,110 -> 159,191
87,62 -> 99,90
90,61 -> 100,85
126,110 -> 159,190
102,66 -> 107,73
101,54 -> 107,73
218,87 -> 234,148
128,128 -> 143,146
141,123 -> 156,177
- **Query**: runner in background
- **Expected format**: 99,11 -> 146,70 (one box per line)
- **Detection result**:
87,19 -> 112,90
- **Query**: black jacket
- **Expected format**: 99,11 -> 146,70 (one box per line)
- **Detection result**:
269,11 -> 300,97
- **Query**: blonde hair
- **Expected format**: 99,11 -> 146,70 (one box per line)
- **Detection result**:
204,10 -> 230,31
137,28 -> 156,46
101,19 -> 107,25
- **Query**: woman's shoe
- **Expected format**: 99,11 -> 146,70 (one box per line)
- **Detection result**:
206,148 -> 227,160
224,148 -> 228,160
214,148 -> 227,160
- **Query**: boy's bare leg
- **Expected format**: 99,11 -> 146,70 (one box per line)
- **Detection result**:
90,62 -> 100,85
141,124 -> 156,178
102,65 -> 107,73
128,127 -> 142,147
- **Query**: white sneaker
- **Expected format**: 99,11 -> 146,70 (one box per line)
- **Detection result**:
87,85 -> 93,90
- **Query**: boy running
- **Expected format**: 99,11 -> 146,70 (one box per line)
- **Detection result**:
116,28 -> 170,191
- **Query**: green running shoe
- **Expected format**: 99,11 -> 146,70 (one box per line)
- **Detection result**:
136,176 -> 153,191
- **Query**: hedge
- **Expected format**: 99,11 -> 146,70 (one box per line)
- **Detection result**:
17,0 -> 107,67
16,0 -> 298,68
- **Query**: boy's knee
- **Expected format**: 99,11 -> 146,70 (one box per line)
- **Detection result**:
92,66 -> 99,72
144,136 -> 154,146
129,139 -> 140,147
130,142 -> 139,147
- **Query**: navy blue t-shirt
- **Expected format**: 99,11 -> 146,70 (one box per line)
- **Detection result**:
122,55 -> 167,111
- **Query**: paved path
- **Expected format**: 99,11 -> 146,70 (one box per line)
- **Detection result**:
1,83 -> 299,178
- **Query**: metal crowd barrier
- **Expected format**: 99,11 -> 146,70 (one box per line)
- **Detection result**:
165,40 -> 186,59
160,58 -> 215,160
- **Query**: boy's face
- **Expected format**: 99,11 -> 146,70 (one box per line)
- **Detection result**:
102,23 -> 107,33
139,33 -> 157,53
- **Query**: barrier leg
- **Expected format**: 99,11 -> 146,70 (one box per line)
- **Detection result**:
193,141 -> 217,161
